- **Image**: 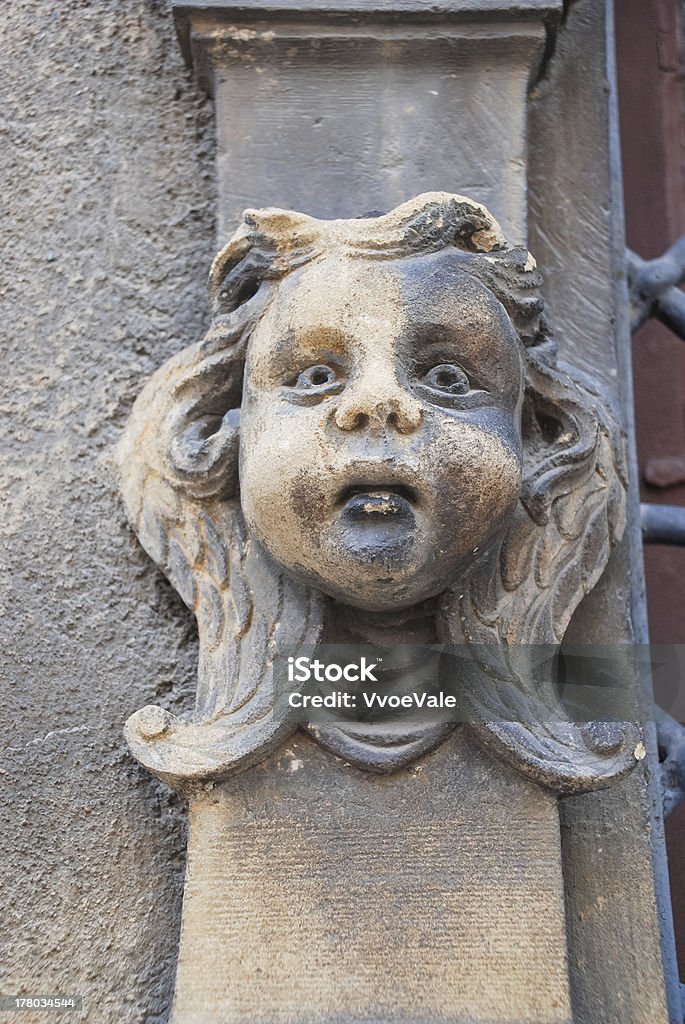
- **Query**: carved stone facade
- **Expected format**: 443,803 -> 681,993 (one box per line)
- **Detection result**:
3,1 -> 681,1022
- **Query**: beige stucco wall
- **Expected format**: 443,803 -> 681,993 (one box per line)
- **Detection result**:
0,2 -> 215,1019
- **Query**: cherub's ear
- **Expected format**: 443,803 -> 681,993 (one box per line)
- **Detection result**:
163,233 -> 280,501
507,346 -> 628,643
160,322 -> 246,501
167,401 -> 241,501
519,346 -> 611,517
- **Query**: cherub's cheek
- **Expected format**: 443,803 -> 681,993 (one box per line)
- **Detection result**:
425,421 -> 522,524
239,403 -> 330,517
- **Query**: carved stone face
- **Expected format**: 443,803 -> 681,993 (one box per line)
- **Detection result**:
239,247 -> 524,610
120,193 -> 634,789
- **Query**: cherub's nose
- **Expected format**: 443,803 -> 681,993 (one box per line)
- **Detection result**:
334,377 -> 423,434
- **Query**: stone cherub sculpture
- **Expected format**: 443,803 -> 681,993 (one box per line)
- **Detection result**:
116,192 -> 641,793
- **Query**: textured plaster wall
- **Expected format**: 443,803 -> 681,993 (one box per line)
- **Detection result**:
0,2 -> 215,1020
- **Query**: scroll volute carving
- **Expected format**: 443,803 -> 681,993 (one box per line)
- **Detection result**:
116,192 -> 642,793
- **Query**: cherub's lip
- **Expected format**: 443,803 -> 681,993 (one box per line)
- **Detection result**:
338,483 -> 417,507
337,483 -> 418,519
333,461 -> 423,506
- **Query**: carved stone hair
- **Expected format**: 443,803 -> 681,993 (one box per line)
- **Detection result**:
117,193 -> 640,794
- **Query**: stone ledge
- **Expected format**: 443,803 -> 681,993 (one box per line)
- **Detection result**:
172,0 -> 562,70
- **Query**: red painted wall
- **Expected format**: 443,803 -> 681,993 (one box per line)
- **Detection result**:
615,0 -> 685,979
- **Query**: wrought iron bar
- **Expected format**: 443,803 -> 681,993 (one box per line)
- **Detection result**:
641,503 -> 685,545
627,236 -> 685,335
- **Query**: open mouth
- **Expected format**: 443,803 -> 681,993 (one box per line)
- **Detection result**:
339,484 -> 417,517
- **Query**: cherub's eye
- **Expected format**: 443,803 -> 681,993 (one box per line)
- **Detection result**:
421,363 -> 471,395
284,363 -> 344,404
294,365 -> 338,390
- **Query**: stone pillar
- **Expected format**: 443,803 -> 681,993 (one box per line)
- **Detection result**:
123,2 -> 679,1021
158,6 -> 578,1023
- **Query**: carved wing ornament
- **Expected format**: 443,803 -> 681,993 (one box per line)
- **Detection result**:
116,192 -> 643,794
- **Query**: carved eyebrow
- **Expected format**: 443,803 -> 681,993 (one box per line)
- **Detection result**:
403,316 -> 523,387
408,289 -> 520,336
288,326 -> 352,349
407,320 -> 506,348
409,322 -> 464,341
263,327 -> 352,375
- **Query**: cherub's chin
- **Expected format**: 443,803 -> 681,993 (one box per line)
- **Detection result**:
332,514 -> 417,566
311,517 -> 423,610
318,568 -> 436,613
342,538 -> 416,580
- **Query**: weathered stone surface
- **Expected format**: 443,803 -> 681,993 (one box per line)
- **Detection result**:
2,1 -> 679,1022
528,3 -> 680,1018
172,732 -> 572,1024
0,2 -> 215,1020
115,187 -> 641,1020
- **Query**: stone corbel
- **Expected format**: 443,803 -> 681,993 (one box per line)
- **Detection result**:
170,0 -> 562,241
